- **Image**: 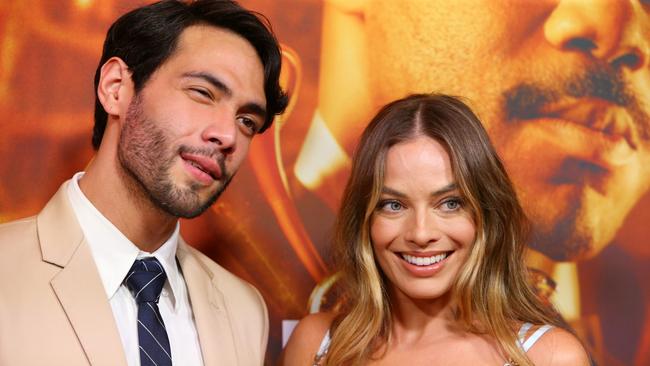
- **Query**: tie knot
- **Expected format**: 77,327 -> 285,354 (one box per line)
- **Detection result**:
124,257 -> 167,304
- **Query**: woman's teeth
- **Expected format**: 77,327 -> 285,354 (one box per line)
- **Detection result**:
401,253 -> 449,266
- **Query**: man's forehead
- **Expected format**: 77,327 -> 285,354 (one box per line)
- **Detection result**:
153,24 -> 265,98
172,24 -> 259,61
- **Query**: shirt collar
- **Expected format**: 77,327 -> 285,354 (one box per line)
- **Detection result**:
140,225 -> 182,310
66,172 -> 182,310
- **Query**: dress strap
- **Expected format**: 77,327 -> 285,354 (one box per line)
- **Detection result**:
517,323 -> 554,352
313,329 -> 331,366
517,322 -> 533,343
504,323 -> 554,366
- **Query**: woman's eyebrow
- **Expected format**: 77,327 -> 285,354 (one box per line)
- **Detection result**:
380,182 -> 458,198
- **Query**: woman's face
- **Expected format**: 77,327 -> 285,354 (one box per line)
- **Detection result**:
370,135 -> 476,302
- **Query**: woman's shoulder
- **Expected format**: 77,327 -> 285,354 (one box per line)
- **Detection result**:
524,325 -> 591,366
280,312 -> 336,366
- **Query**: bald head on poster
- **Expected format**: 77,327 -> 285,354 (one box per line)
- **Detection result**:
296,0 -> 650,262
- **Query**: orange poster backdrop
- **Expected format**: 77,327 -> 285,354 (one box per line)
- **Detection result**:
1,1 -> 649,365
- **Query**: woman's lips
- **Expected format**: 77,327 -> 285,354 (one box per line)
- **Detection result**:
397,250 -> 454,277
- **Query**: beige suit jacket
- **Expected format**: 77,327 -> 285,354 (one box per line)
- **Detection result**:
0,183 -> 268,365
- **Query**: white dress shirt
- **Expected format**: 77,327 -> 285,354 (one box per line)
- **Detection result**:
66,172 -> 204,366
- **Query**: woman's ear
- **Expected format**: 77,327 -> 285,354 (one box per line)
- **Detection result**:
97,57 -> 133,118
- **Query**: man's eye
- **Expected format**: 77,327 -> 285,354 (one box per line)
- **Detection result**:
238,116 -> 258,134
190,88 -> 212,99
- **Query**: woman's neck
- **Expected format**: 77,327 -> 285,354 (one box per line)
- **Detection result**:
389,289 -> 458,346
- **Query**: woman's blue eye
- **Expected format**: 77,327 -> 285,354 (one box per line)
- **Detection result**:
388,201 -> 402,211
378,200 -> 403,212
441,198 -> 462,211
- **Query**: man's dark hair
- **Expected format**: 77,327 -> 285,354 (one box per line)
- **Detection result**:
92,0 -> 288,149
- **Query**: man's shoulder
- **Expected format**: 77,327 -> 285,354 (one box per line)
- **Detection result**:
183,244 -> 265,305
0,216 -> 48,290
182,244 -> 269,365
0,182 -> 71,251
0,216 -> 39,253
0,215 -> 38,233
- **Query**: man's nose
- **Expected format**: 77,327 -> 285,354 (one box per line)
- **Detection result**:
404,210 -> 441,247
201,111 -> 237,154
543,0 -> 648,71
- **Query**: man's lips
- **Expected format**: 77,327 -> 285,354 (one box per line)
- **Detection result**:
515,98 -> 638,169
535,98 -> 638,150
180,152 -> 222,181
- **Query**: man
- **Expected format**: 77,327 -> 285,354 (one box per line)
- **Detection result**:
0,1 -> 287,365
268,0 -> 649,364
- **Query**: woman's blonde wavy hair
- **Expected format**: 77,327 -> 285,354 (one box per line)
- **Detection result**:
325,94 -> 566,366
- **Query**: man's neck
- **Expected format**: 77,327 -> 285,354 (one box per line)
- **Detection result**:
80,158 -> 177,253
525,249 -> 582,322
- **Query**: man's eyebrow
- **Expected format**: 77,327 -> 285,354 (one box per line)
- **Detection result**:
182,71 -> 232,97
381,182 -> 458,198
183,71 -> 267,121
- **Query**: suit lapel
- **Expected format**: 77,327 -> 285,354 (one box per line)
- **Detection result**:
50,241 -> 128,366
39,183 -> 127,366
177,241 -> 239,366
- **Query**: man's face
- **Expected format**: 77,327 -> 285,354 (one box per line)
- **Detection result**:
362,0 -> 650,260
118,25 -> 266,218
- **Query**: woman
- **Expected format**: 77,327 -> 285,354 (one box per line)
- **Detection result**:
282,94 -> 590,365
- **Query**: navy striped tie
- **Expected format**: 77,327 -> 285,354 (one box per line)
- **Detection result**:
125,257 -> 172,366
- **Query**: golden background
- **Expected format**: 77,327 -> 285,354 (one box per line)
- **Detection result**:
1,1 -> 648,364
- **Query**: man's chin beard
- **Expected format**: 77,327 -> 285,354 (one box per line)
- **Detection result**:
161,178 -> 232,218
528,220 -> 598,261
119,157 -> 233,219
142,174 -> 233,219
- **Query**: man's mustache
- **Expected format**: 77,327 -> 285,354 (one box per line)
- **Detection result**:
504,64 -> 649,139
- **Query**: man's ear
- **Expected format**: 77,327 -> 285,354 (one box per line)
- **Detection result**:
97,57 -> 134,118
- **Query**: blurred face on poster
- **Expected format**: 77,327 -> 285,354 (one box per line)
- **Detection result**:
320,0 -> 650,262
